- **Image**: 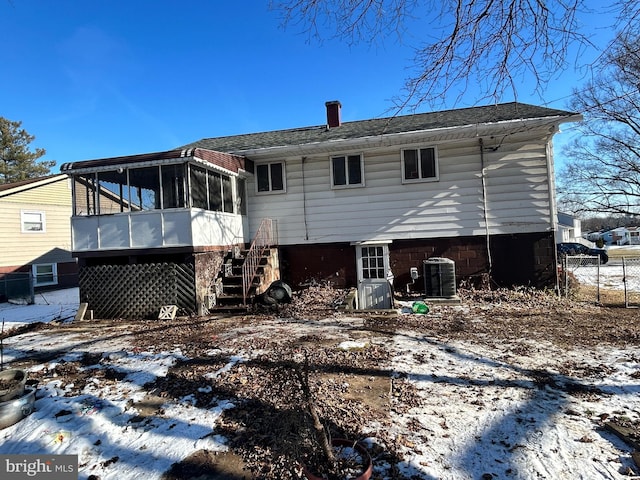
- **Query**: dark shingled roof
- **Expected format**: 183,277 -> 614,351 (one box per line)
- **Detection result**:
182,102 -> 577,154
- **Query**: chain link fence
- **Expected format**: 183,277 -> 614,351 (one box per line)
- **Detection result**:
0,272 -> 34,304
560,255 -> 640,307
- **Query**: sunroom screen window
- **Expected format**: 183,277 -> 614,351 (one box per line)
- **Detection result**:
208,171 -> 222,211
190,166 -> 208,209
72,163 -> 239,215
161,164 -> 185,208
97,170 -> 129,214
222,175 -> 233,213
129,167 -> 160,210
74,176 -> 97,215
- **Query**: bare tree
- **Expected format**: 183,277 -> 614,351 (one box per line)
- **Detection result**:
270,0 -> 638,109
557,32 -> 640,217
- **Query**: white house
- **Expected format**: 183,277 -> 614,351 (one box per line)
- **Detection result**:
556,212 -> 583,244
61,101 -> 581,317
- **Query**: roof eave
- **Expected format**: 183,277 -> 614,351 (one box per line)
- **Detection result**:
231,113 -> 582,158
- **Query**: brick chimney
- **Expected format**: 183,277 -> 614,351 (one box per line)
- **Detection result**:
325,100 -> 342,128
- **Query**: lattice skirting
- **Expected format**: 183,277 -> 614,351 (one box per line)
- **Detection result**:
79,262 -> 196,319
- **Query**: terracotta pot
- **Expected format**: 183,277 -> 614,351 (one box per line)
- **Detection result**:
302,438 -> 373,480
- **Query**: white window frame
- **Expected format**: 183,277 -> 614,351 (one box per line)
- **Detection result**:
401,146 -> 439,184
32,263 -> 58,287
330,153 -> 365,189
255,162 -> 286,194
21,210 -> 46,233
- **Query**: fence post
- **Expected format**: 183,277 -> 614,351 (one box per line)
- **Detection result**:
597,257 -> 600,304
563,256 -> 568,297
623,257 -> 628,308
29,271 -> 35,304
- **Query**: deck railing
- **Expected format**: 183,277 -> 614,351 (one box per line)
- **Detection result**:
242,218 -> 277,304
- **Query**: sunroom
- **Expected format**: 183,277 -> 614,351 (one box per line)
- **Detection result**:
59,148 -> 276,319
61,148 -> 252,252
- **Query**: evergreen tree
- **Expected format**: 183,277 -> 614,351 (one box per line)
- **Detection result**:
0,116 -> 55,184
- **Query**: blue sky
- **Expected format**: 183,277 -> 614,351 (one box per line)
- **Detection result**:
0,1 -> 616,170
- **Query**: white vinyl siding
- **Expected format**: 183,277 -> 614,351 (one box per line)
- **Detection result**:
245,129 -> 555,245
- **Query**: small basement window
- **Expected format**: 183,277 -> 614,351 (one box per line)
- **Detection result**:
32,263 -> 58,287
402,147 -> 439,183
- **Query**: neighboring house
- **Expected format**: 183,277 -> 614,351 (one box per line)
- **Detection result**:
556,212 -> 583,244
0,175 -> 78,300
601,227 -> 631,246
60,101 -> 581,317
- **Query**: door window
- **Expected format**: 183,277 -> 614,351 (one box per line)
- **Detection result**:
361,246 -> 385,279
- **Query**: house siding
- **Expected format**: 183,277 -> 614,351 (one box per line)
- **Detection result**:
0,176 -> 78,290
246,130 -> 554,246
0,178 -> 74,267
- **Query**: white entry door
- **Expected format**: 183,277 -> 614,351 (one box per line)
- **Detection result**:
356,244 -> 392,309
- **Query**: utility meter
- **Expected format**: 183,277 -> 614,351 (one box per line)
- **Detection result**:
410,267 -> 419,280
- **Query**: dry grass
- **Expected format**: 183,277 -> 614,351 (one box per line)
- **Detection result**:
607,247 -> 640,258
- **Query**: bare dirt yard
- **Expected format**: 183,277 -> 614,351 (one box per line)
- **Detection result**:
3,286 -> 640,479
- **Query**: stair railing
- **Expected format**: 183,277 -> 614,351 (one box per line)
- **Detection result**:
242,218 -> 277,304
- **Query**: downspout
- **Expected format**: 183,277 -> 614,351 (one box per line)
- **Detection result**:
545,135 -> 561,294
479,138 -> 493,283
301,156 -> 309,241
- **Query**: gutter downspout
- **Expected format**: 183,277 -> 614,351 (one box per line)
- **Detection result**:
301,156 -> 309,241
545,134 -> 561,294
479,138 -> 493,284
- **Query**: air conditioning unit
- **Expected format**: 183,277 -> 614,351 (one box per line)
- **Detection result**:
423,258 -> 456,298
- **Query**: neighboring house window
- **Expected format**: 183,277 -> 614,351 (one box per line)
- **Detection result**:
256,162 -> 285,193
402,147 -> 439,183
21,211 -> 45,232
32,263 -> 58,287
331,154 -> 364,188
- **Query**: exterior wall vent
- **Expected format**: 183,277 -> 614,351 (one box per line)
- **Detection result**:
423,258 -> 456,298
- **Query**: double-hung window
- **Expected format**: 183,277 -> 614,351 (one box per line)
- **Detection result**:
256,162 -> 285,193
402,147 -> 439,183
331,154 -> 364,188
32,263 -> 57,286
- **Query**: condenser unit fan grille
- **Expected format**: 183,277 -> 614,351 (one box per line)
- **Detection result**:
423,258 -> 456,298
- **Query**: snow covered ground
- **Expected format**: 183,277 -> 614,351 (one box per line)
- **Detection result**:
0,274 -> 639,479
569,245 -> 640,292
